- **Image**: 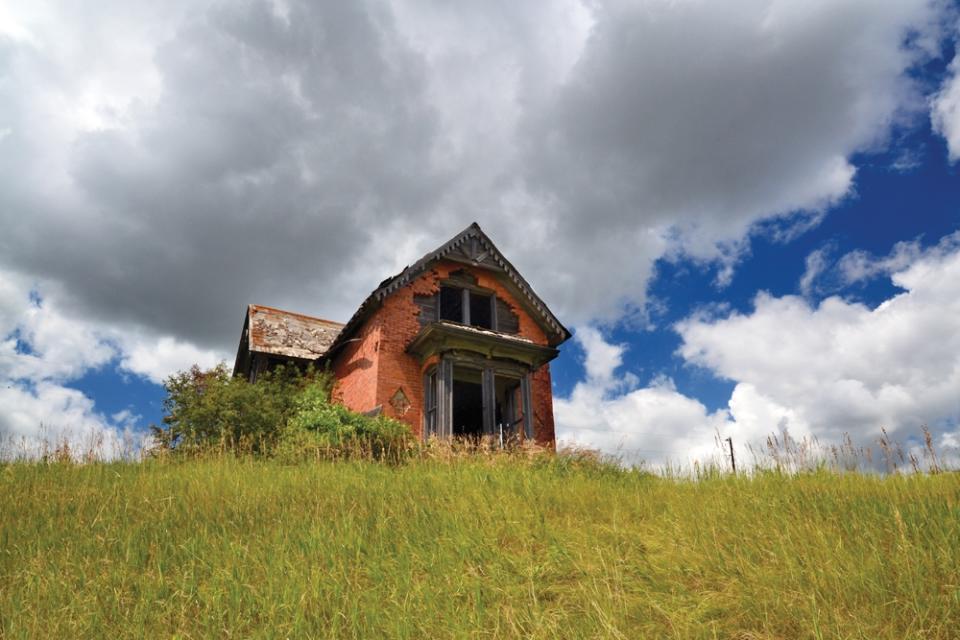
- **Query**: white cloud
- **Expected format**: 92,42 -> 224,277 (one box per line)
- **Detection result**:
836,237 -> 928,286
794,233 -> 960,298
558,235 -> 960,469
0,271 -> 226,453
932,46 -> 960,160
117,335 -> 221,385
555,327 -> 731,467
0,273 -> 115,382
799,245 -> 834,297
678,235 -> 960,445
0,0 -> 952,351
516,0 -> 945,319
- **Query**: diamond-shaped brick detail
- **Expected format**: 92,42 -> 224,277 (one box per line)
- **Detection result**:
389,387 -> 411,416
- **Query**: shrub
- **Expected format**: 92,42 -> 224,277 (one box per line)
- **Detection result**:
151,363 -> 326,455
150,363 -> 411,460
279,381 -> 412,461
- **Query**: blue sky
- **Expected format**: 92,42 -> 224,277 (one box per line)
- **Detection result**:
2,0 -> 960,464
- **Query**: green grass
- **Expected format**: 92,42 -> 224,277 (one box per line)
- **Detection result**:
2,457 -> 959,639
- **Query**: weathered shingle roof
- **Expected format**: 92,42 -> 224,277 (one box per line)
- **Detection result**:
247,304 -> 344,360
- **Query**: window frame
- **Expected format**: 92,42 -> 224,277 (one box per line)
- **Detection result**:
437,285 -> 497,330
422,367 -> 439,438
423,353 -> 534,442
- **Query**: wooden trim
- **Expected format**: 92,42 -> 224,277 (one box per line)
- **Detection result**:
461,288 -> 471,325
422,369 -> 438,440
406,322 -> 559,369
521,373 -> 534,440
439,358 -> 453,438
481,368 -> 495,436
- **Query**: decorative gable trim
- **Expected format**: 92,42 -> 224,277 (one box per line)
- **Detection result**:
326,223 -> 570,358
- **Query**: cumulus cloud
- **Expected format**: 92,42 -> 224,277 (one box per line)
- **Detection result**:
677,235 -> 960,445
558,235 -> 960,468
0,0 -> 952,352
555,327 -> 731,467
1,0 -> 957,445
0,272 -> 223,450
795,231 -> 960,296
518,0 -> 946,318
932,46 -> 960,160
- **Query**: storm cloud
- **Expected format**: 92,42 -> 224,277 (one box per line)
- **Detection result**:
1,0 -> 958,451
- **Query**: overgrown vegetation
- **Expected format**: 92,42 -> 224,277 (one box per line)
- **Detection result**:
2,455 -> 958,638
150,364 -> 412,460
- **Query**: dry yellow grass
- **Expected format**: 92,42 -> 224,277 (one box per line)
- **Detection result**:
2,453 -> 959,639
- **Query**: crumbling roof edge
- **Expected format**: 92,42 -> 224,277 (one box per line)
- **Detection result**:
247,303 -> 345,329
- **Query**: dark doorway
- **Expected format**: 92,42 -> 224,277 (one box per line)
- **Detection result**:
452,367 -> 484,437
494,374 -> 522,441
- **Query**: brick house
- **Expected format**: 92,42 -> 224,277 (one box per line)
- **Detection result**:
233,223 -> 570,445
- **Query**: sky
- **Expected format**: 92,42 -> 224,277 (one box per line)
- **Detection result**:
1,0 -> 959,466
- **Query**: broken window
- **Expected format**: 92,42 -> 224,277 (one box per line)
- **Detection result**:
438,285 -> 494,330
425,358 -> 532,442
469,292 -> 492,329
494,374 -> 523,443
451,366 -> 484,438
439,286 -> 463,322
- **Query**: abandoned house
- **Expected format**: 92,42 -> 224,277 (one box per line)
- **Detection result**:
233,223 -> 570,445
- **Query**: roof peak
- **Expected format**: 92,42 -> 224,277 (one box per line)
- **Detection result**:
326,221 -> 571,352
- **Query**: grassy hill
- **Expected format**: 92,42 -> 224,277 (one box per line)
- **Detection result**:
2,455 -> 959,638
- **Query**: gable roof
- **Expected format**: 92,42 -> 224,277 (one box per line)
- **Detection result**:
244,304 -> 344,360
325,222 -> 571,356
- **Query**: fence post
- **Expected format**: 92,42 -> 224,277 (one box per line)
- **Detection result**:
726,436 -> 736,474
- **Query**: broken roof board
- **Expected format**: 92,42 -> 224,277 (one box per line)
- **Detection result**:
246,304 -> 344,360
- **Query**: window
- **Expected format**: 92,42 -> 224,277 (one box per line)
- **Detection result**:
469,292 -> 492,329
423,356 -> 534,442
439,286 -> 463,322
439,285 -> 493,329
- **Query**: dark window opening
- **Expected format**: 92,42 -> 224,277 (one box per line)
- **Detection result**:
470,293 -> 493,329
495,375 -> 522,441
439,284 -> 495,330
439,286 -> 463,322
452,367 -> 484,438
428,360 -> 532,442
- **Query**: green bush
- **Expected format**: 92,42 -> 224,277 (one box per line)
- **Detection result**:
151,363 -> 325,455
280,381 -> 412,461
151,363 -> 411,460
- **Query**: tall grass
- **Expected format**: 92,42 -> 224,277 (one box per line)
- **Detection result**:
2,453 -> 959,638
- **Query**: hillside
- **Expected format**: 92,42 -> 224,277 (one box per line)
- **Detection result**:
2,457 -> 958,638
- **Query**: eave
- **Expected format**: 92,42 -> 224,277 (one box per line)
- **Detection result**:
406,321 -> 559,369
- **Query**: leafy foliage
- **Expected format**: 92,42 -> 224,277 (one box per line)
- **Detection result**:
151,363 -> 410,459
279,382 -> 412,461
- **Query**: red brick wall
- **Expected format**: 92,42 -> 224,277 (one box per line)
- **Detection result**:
531,363 -> 555,443
330,260 -> 558,444
330,320 -> 380,413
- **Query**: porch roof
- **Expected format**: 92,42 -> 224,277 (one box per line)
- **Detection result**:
406,320 -> 558,369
